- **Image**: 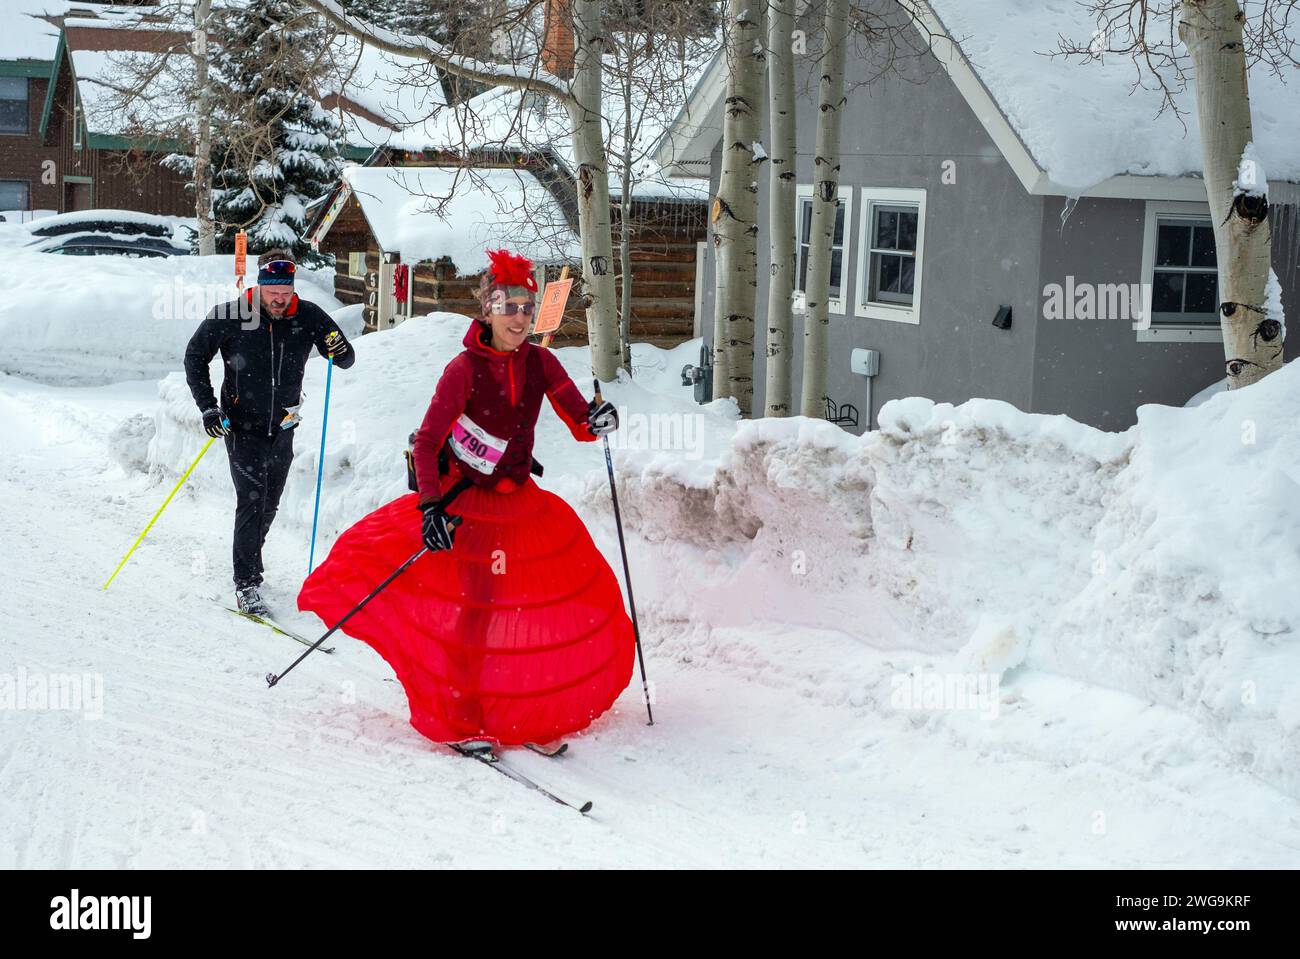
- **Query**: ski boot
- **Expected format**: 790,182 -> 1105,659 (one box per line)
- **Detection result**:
235,583 -> 270,618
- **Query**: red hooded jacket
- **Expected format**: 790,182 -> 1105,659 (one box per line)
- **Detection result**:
412,320 -> 596,506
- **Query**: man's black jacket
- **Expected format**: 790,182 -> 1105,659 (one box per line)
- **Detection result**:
184,291 -> 355,437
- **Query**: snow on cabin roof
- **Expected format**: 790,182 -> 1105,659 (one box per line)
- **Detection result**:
391,79 -> 712,202
0,0 -> 72,62
923,0 -> 1300,193
71,46 -> 190,137
340,165 -> 579,271
323,37 -> 446,143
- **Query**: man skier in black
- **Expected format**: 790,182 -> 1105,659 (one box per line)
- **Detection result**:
184,248 -> 355,616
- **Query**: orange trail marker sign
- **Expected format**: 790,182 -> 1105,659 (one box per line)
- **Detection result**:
234,231 -> 248,290
535,267 -> 571,348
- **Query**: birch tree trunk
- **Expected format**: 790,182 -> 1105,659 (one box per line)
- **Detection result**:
799,0 -> 850,417
570,0 -> 622,382
764,0 -> 797,417
710,0 -> 765,414
619,66 -> 634,372
193,0 -> 215,256
1180,0 -> 1282,387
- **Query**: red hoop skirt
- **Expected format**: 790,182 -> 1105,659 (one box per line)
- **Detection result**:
298,481 -> 636,746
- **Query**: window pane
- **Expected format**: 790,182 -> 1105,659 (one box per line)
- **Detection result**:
1184,272 -> 1217,315
0,77 -> 26,134
879,253 -> 901,293
0,181 -> 28,209
900,257 -> 915,295
1191,226 -> 1217,268
830,249 -> 842,296
1152,270 -> 1184,312
0,101 -> 25,134
1156,224 -> 1191,267
832,202 -> 845,245
798,243 -> 809,291
897,211 -> 918,252
799,199 -> 813,242
875,209 -> 897,250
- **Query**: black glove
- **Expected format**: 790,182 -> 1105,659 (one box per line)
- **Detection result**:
202,407 -> 230,437
323,330 -> 350,360
587,399 -> 618,436
420,502 -> 461,553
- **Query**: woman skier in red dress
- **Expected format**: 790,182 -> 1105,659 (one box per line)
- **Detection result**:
299,250 -> 635,753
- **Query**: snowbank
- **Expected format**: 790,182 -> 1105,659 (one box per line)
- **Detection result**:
615,366 -> 1300,797
0,250 -> 347,385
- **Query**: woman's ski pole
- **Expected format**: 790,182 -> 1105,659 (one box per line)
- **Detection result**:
594,379 -> 654,725
103,429 -> 223,590
307,357 -> 334,574
267,478 -> 471,687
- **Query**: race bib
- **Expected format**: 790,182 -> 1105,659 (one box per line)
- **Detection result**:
448,413 -> 509,475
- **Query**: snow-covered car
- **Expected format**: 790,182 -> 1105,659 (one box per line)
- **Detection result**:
24,209 -> 193,257
25,232 -> 189,258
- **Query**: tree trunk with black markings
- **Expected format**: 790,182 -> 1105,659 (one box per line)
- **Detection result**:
764,0 -> 797,417
1181,0 -> 1283,388
570,0 -> 622,382
799,0 -> 849,417
710,0 -> 765,414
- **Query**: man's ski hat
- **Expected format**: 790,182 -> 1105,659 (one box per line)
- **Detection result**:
257,248 -> 297,287
478,248 -> 537,319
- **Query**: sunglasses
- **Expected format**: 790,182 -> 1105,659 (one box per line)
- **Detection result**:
497,301 -> 535,317
261,260 -> 296,275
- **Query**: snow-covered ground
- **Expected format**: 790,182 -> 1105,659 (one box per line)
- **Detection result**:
2,253 -> 1299,868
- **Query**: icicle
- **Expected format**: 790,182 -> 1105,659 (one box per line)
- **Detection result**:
1059,196 -> 1079,233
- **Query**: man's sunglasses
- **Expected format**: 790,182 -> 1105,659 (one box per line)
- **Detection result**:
262,260 -> 296,275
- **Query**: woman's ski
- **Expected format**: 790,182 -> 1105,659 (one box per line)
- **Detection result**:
450,744 -> 591,814
225,607 -> 336,654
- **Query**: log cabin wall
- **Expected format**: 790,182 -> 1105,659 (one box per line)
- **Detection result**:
318,187 -> 707,347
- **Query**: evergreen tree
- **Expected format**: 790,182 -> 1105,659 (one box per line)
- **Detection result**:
209,0 -> 344,260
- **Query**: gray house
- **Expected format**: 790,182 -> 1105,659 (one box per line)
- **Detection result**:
656,0 -> 1300,432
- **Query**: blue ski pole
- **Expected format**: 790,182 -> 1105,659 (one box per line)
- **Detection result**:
307,357 -> 333,573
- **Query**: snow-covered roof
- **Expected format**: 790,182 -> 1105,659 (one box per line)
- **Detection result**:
658,0 -> 1300,199
71,46 -> 190,138
923,0 -> 1300,193
321,37 -> 445,144
392,78 -> 712,201
0,0 -> 71,62
340,165 -> 578,270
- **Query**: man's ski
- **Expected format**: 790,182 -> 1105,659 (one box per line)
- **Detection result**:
524,741 -> 568,758
450,744 -> 591,814
225,607 -> 336,654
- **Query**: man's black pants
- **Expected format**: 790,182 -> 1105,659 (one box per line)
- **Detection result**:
224,428 -> 295,588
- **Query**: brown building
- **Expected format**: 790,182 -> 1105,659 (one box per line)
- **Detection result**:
0,2 -> 190,218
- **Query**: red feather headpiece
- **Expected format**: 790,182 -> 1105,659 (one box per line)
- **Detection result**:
485,248 -> 538,292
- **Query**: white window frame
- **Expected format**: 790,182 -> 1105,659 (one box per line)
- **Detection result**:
854,187 -> 926,325
795,183 -> 853,316
73,90 -> 82,150
1138,200 -> 1221,343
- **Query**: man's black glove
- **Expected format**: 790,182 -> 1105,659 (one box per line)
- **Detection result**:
587,399 -> 618,437
202,407 -> 230,437
419,502 -> 461,553
323,330 -> 350,360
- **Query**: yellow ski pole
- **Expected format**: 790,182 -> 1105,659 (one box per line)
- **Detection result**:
102,434 -> 219,590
